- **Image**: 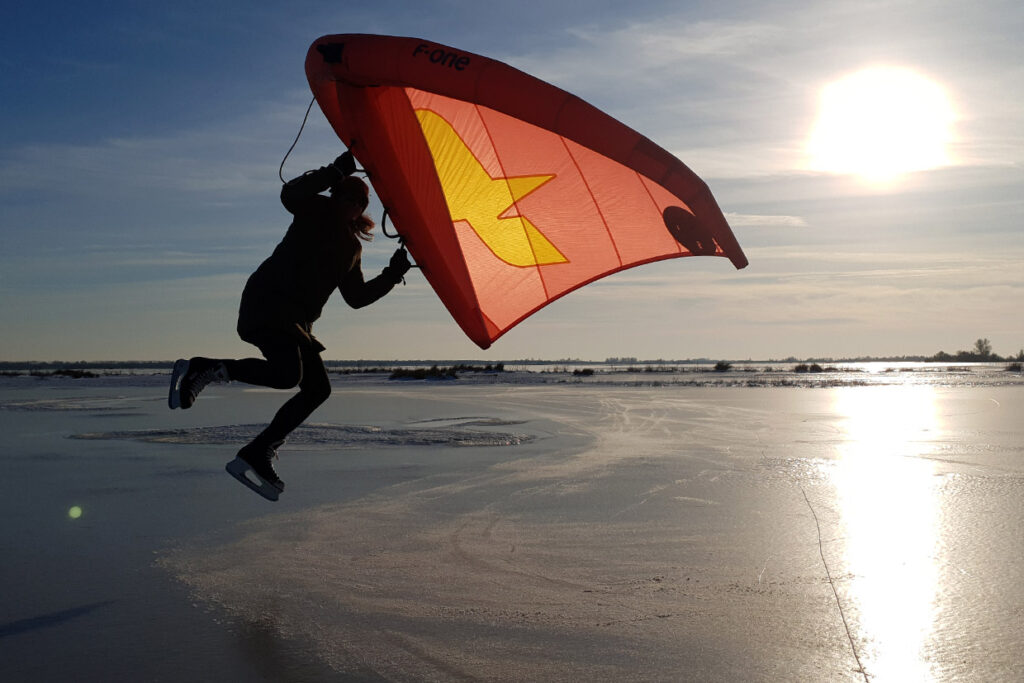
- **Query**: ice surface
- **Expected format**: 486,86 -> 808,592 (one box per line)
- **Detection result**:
69,418 -> 532,449
2,372 -> 1023,681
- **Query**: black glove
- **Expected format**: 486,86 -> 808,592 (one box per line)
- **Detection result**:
331,151 -> 356,177
384,247 -> 412,284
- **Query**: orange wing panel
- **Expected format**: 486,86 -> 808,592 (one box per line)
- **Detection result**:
305,34 -> 746,348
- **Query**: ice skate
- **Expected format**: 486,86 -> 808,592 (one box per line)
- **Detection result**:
168,357 -> 228,409
226,440 -> 285,501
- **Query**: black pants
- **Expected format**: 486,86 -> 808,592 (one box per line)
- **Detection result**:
223,337 -> 331,447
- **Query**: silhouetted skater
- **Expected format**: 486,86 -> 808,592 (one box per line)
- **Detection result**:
169,152 -> 410,499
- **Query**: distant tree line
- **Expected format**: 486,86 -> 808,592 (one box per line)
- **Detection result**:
388,363 -> 505,380
3,339 -> 1022,371
929,338 -> 1024,363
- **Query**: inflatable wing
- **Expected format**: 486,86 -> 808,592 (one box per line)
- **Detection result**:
306,34 -> 748,349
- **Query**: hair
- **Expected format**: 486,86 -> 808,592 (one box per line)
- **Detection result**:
332,176 -> 375,241
352,213 -> 375,241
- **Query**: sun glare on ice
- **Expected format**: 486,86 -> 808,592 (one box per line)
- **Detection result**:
807,67 -> 956,185
832,385 -> 941,680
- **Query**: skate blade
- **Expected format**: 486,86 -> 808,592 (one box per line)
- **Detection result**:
168,359 -> 189,409
225,457 -> 281,502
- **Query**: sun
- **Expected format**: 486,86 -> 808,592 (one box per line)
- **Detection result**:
806,67 -> 955,184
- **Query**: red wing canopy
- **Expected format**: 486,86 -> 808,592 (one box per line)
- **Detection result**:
306,34 -> 748,349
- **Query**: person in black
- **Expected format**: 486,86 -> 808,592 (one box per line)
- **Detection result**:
169,152 -> 410,494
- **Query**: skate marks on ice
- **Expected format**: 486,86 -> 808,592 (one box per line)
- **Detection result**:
158,385 -> 1024,681
158,468 -> 850,681
158,391 -> 864,682
69,418 -> 532,449
0,395 -> 142,414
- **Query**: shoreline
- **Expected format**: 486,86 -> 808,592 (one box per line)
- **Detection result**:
3,356 -> 1023,370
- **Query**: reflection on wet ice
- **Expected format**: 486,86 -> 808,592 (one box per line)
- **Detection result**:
832,385 -> 940,682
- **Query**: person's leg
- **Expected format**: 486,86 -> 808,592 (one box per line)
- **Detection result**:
172,343 -> 303,410
170,357 -> 229,409
234,344 -> 331,491
251,344 -> 331,447
223,345 -> 302,390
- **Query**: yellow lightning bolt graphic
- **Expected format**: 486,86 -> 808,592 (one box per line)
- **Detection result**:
416,109 -> 567,267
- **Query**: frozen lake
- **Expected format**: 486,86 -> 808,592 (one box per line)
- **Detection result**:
1,368 -> 1022,681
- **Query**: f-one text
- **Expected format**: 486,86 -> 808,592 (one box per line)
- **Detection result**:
412,44 -> 471,71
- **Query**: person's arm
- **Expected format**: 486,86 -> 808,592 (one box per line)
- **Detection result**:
339,248 -> 411,309
281,152 -> 356,214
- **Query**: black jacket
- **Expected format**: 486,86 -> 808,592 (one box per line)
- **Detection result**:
236,167 -> 398,348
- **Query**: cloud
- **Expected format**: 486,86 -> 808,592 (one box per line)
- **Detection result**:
555,243 -> 1024,345
3,3 -> 1021,362
494,2 -> 1024,180
487,17 -> 812,179
13,93 -> 382,214
725,213 -> 808,228
0,95 -> 316,199
0,89 -> 353,274
512,17 -> 780,84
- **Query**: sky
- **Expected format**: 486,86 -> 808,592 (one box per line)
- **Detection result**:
1,0 -> 1022,362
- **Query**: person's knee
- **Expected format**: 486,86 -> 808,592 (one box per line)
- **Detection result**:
300,366 -> 331,406
260,346 -> 303,389
279,365 -> 303,389
306,378 -> 331,407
